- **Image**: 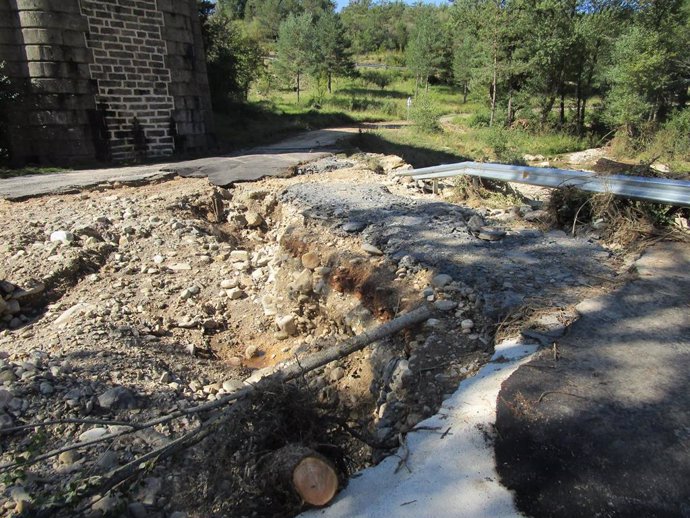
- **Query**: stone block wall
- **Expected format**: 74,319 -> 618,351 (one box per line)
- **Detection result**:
0,0 -> 214,165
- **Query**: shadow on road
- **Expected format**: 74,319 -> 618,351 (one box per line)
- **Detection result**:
495,242 -> 690,517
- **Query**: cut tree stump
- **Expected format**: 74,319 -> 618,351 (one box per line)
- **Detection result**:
268,445 -> 339,506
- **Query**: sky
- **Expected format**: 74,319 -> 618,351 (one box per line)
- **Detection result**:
208,0 -> 451,14
334,0 -> 450,11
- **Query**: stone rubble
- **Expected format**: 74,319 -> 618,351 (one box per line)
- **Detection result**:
0,152 -> 621,517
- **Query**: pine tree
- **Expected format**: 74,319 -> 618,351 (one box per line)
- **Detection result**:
313,12 -> 354,94
274,13 -> 316,103
406,7 -> 445,96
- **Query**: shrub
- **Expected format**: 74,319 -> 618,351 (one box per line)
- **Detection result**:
484,127 -> 525,164
381,99 -> 401,117
467,109 -> 491,128
647,107 -> 690,162
360,69 -> 392,90
409,94 -> 440,133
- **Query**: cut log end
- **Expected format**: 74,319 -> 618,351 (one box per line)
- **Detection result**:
292,456 -> 339,506
267,445 -> 340,507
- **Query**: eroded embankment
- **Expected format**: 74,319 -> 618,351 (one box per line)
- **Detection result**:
0,154 -> 621,517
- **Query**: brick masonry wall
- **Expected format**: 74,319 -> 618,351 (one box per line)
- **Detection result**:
81,0 -> 176,161
0,0 -> 213,165
159,0 -> 214,154
1,0 -> 100,164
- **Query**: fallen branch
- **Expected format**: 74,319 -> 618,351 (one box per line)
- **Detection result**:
20,305 -> 434,511
0,418 -> 142,434
1,305 -> 432,475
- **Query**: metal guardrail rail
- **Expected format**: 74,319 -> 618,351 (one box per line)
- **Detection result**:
396,162 -> 690,207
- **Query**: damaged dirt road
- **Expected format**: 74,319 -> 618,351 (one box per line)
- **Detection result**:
0,147 -> 686,518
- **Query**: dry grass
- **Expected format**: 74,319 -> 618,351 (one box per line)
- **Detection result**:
549,187 -> 690,249
451,176 -> 529,209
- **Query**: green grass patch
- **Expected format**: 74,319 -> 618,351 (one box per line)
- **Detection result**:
212,101 -> 355,151
221,72 -> 596,163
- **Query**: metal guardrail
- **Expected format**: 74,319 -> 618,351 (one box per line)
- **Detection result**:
396,162 -> 690,207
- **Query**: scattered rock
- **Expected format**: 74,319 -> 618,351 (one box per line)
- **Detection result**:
461,319 -> 474,332
220,279 -> 237,289
39,381 -> 54,395
467,215 -> 484,232
58,450 -> 82,465
95,451 -> 119,471
329,367 -> 346,381
128,502 -> 148,518
98,386 -> 138,410
244,345 -> 259,359
477,228 -> 506,241
139,477 -> 162,506
362,243 -> 383,256
291,269 -> 313,294
53,302 -> 96,328
276,315 -> 298,336
10,486 -> 30,505
431,274 -> 453,288
245,211 -> 264,228
301,252 -> 320,269
434,300 -> 457,311
91,493 -> 121,515
222,379 -> 244,392
523,210 -> 550,222
230,250 -> 249,262
0,413 -> 14,429
523,154 -> 545,162
0,389 -> 12,408
343,221 -> 366,233
79,427 -> 109,442
50,230 -> 75,244
226,287 -> 244,300
379,155 -> 406,172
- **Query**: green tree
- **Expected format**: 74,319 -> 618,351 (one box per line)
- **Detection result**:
203,11 -> 264,109
340,0 -> 380,54
312,11 -> 354,93
605,26 -> 671,134
519,0 -> 578,126
406,7 -> 445,95
274,13 -> 316,103
568,6 -> 616,134
243,0 -> 333,42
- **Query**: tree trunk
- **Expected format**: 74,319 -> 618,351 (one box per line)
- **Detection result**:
575,70 -> 582,136
579,40 -> 600,134
297,71 -> 300,104
489,7 -> 499,128
490,45 -> 498,127
507,89 -> 514,127
463,82 -> 468,104
327,72 -> 332,94
540,94 -> 556,126
559,89 -> 565,127
265,445 -> 339,506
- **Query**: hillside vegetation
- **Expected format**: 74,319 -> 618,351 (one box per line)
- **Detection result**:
199,0 -> 689,172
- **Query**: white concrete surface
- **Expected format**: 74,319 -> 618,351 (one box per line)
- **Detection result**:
301,338 -> 539,518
